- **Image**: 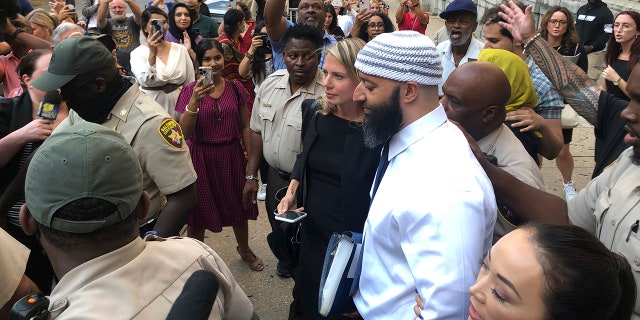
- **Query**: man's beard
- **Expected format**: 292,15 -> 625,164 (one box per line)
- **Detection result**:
297,12 -> 324,31
362,86 -> 403,148
112,12 -> 127,22
626,122 -> 640,165
447,28 -> 473,46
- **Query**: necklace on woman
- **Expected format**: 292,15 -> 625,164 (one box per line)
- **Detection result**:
210,79 -> 225,123
212,98 -> 222,123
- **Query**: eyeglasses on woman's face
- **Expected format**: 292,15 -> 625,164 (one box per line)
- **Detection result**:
548,19 -> 567,26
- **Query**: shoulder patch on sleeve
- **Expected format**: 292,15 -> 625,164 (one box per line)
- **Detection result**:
157,118 -> 185,149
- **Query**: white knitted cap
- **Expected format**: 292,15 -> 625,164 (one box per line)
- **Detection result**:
355,31 -> 442,86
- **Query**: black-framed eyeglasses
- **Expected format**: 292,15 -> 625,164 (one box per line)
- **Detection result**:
367,23 -> 385,29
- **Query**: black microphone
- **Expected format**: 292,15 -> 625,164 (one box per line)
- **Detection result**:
166,270 -> 220,320
37,91 -> 62,120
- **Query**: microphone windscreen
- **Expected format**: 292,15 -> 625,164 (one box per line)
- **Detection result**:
43,90 -> 62,104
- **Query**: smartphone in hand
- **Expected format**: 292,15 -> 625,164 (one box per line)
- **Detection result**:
275,210 -> 307,223
359,0 -> 370,11
198,66 -> 213,85
151,19 -> 165,40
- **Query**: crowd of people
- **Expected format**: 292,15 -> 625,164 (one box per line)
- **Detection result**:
2,0 -> 640,318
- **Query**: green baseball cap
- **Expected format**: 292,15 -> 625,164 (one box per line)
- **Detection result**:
32,36 -> 115,92
25,122 -> 143,233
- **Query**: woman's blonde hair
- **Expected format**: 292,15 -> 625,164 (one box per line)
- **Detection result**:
318,38 -> 366,116
26,9 -> 58,37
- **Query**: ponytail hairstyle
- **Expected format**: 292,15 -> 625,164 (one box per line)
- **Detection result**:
523,223 -> 636,320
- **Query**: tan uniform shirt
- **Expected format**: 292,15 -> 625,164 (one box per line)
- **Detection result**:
250,69 -> 324,173
0,228 -> 29,308
47,236 -> 255,319
57,83 -> 197,222
569,147 -> 640,319
478,124 -> 545,242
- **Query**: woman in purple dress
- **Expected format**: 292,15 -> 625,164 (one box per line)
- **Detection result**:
175,39 -> 264,271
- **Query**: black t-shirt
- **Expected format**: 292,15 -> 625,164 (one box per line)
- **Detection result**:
605,59 -> 631,101
594,91 -> 629,177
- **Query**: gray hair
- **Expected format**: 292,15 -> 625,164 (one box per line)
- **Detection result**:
51,22 -> 85,47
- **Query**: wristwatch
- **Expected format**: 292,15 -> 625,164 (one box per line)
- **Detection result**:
245,175 -> 259,181
613,77 -> 622,86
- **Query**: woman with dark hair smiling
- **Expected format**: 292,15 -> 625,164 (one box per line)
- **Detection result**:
175,39 -> 263,272
166,3 -> 202,61
350,11 -> 394,42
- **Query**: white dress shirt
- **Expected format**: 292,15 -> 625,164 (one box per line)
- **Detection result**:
353,105 -> 497,319
437,37 -> 484,95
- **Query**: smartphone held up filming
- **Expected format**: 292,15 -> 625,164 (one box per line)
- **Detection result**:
198,67 -> 213,85
151,19 -> 164,40
275,210 -> 307,223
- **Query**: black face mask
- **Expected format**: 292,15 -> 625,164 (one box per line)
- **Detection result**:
70,76 -> 131,124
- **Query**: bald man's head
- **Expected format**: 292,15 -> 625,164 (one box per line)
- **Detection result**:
442,62 -> 511,140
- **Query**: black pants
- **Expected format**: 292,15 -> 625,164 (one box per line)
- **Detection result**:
265,166 -> 291,232
259,157 -> 269,184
